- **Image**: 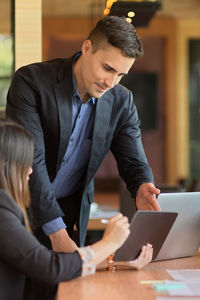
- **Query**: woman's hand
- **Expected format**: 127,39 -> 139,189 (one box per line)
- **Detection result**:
115,244 -> 153,270
102,213 -> 130,250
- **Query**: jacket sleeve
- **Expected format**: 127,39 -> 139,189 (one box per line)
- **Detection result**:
110,91 -> 154,198
0,195 -> 82,285
6,66 -> 64,226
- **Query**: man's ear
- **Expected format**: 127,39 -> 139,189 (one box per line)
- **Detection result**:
81,40 -> 92,54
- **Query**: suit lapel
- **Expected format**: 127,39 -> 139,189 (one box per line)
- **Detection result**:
53,65 -> 74,171
85,91 -> 114,185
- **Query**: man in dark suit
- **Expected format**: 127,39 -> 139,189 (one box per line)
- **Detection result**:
6,16 -> 160,251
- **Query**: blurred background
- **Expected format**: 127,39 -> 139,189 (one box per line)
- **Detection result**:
1,1 -> 200,226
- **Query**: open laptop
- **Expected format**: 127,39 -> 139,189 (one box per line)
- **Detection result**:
154,192 -> 200,261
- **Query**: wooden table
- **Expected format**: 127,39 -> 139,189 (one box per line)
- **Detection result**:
57,255 -> 200,300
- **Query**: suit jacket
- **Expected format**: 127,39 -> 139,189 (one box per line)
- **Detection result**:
0,189 -> 82,300
6,54 -> 154,245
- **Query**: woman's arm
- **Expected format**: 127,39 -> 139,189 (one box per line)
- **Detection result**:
78,214 -> 153,274
0,194 -> 82,284
77,213 -> 130,274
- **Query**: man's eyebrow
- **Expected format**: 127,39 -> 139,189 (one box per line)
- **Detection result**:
104,63 -> 128,76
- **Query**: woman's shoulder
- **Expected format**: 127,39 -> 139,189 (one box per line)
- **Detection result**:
0,189 -> 23,219
0,189 -> 15,204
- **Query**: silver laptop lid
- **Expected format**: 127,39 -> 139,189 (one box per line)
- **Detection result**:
154,192 -> 200,261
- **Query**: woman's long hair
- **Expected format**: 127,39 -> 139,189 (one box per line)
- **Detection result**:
0,120 -> 34,231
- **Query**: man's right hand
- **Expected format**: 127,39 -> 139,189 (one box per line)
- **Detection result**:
49,228 -> 78,252
136,183 -> 160,211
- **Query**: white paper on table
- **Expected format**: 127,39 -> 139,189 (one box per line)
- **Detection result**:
89,204 -> 119,219
167,269 -> 200,282
166,269 -> 200,296
168,281 -> 200,296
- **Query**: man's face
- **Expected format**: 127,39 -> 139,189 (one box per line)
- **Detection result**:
79,40 -> 135,99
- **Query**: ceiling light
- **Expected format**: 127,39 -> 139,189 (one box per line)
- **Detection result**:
127,11 -> 135,17
108,1 -> 161,27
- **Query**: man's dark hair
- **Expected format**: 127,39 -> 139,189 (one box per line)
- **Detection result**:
88,16 -> 143,58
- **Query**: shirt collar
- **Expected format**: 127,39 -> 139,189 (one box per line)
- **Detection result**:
72,52 -> 96,105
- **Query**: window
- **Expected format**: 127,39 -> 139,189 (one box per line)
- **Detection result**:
0,0 -> 14,118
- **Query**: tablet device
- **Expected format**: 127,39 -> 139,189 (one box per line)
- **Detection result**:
114,210 -> 178,261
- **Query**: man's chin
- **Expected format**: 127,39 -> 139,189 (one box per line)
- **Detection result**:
92,89 -> 108,99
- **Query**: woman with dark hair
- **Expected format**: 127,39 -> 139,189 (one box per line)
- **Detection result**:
0,120 -> 152,300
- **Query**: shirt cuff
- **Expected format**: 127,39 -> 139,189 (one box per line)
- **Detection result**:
78,246 -> 96,276
42,217 -> 66,236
